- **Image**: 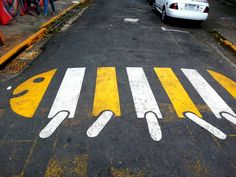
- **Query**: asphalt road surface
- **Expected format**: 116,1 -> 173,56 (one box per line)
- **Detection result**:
0,0 -> 236,176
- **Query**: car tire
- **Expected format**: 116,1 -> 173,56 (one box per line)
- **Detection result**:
161,7 -> 167,22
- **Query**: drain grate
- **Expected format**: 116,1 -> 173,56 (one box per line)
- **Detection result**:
48,6 -> 83,32
18,50 -> 40,60
5,62 -> 28,73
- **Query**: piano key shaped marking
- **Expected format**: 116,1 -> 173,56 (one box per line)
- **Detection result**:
40,68 -> 85,138
87,67 -> 121,137
127,67 -> 162,141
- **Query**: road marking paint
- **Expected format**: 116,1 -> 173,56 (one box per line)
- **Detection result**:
111,167 -> 143,177
10,69 -> 57,118
185,112 -> 227,140
146,112 -> 162,141
7,86 -> 12,90
124,18 -> 139,23
88,67 -> 120,137
45,155 -> 88,177
220,112 -> 236,125
127,67 -> 162,141
208,70 -> 236,99
126,67 -> 162,118
92,67 -> 121,116
48,68 -> 85,118
39,111 -> 69,138
154,68 -> 202,118
39,68 -> 85,138
72,1 -> 80,4
87,111 -> 113,137
161,26 -> 189,33
182,69 -> 236,124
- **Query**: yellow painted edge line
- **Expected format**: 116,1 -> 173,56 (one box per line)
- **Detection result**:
40,3 -> 79,28
223,40 -> 236,52
208,29 -> 236,53
0,28 -> 46,66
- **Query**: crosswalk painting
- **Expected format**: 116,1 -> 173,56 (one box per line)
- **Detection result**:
127,67 -> 162,141
40,68 -> 86,138
87,67 -> 121,138
9,67 -> 236,141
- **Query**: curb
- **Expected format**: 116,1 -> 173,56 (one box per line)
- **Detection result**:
208,29 -> 236,53
0,1 -> 88,67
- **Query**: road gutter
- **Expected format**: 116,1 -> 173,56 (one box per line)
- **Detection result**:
207,29 -> 236,54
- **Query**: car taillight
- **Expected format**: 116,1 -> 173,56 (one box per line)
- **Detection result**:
169,3 -> 178,10
204,6 -> 209,13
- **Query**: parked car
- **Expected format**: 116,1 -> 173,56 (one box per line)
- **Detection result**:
147,0 -> 209,22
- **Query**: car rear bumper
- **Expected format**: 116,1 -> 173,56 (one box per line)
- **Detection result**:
166,8 -> 208,20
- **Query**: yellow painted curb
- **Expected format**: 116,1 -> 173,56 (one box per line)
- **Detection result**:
0,28 -> 46,66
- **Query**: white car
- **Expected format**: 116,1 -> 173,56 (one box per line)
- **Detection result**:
148,0 -> 209,22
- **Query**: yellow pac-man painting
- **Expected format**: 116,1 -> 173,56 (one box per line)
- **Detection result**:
10,69 -> 57,118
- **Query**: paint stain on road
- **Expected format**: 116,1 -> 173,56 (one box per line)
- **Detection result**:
45,155 -> 88,177
111,167 -> 143,177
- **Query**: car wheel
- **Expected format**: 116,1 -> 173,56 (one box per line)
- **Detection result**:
161,7 -> 167,22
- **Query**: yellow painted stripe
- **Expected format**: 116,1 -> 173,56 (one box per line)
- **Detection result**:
10,69 -> 56,118
208,70 -> 236,99
154,68 -> 202,118
92,67 -> 121,116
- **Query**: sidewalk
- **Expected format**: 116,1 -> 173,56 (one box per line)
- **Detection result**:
203,0 -> 236,50
0,0 -> 78,58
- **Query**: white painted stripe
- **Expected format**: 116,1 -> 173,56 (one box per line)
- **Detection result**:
182,69 -> 236,120
185,112 -> 227,139
221,112 -> 236,125
39,111 -> 69,138
124,18 -> 139,23
72,1 -> 80,4
126,67 -> 162,118
87,111 -> 113,137
161,26 -> 189,34
48,68 -> 85,118
146,112 -> 162,141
